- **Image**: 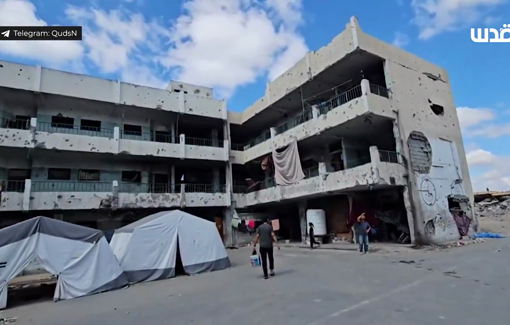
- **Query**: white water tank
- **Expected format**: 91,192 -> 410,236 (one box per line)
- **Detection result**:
306,209 -> 327,236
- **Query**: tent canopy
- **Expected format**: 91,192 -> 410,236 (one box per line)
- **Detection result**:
110,210 -> 231,283
0,217 -> 128,309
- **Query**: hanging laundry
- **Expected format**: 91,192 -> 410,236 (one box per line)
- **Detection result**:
273,139 -> 305,185
231,218 -> 240,229
248,220 -> 255,229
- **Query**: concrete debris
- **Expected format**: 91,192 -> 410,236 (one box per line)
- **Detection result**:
0,312 -> 17,324
475,197 -> 510,220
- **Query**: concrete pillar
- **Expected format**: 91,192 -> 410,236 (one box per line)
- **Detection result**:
22,179 -> 31,211
341,139 -> 348,170
112,180 -> 119,210
360,79 -> 370,95
179,134 -> 185,159
170,122 -> 176,143
213,168 -> 220,192
224,206 -> 234,247
298,200 -> 307,243
270,127 -> 277,138
312,105 -> 319,119
392,120 -> 404,164
318,162 -> 327,175
171,165 -> 176,193
369,146 -> 380,164
113,126 -> 120,153
212,129 -> 219,147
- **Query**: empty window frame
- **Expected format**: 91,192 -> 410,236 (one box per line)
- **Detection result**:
6,169 -> 30,191
6,115 -> 30,129
121,171 -> 141,183
48,168 -> 72,180
123,124 -> 142,136
51,116 -> 74,129
78,169 -> 100,181
80,119 -> 101,132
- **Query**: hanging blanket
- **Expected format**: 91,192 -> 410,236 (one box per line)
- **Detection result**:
272,139 -> 305,186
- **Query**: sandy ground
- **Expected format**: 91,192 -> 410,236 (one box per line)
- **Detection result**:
3,237 -> 510,325
479,217 -> 510,235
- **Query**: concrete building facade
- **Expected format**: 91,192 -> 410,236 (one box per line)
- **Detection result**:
0,17 -> 475,245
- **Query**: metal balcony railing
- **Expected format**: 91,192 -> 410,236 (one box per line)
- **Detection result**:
231,143 -> 245,151
0,180 -> 26,192
378,150 -> 400,163
274,107 -> 314,135
369,84 -> 389,98
38,122 -> 115,138
184,183 -> 225,193
0,117 -> 30,130
233,184 -> 248,193
31,181 -> 112,192
303,166 -> 320,179
185,137 -> 222,148
244,130 -> 271,150
317,85 -> 363,115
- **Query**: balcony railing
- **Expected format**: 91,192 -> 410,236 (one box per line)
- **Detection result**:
378,150 -> 400,163
317,85 -> 363,115
38,122 -> 115,138
244,130 -> 271,150
0,117 -> 30,130
274,107 -> 314,135
303,166 -> 320,179
370,84 -> 389,98
185,183 -> 225,193
32,181 -> 112,192
0,180 -> 26,192
231,143 -> 245,151
185,137 -> 222,148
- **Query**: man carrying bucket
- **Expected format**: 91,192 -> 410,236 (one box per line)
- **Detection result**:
253,219 -> 280,279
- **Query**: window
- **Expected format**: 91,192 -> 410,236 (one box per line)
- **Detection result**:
7,115 -> 30,129
123,124 -> 142,136
51,116 -> 74,129
173,89 -> 188,94
155,131 -> 172,143
48,168 -> 71,180
121,171 -> 141,183
7,169 -> 30,180
78,169 -> 100,181
80,119 -> 101,132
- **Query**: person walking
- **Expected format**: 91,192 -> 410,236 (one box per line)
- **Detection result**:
355,213 -> 371,254
308,222 -> 321,249
253,219 -> 280,279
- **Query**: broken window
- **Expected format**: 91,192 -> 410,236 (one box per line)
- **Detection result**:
153,173 -> 169,193
48,168 -> 71,180
121,171 -> 141,183
7,169 -> 30,192
7,115 -> 30,129
123,124 -> 142,136
51,116 -> 74,129
80,119 -> 101,132
428,100 -> 444,116
78,169 -> 100,181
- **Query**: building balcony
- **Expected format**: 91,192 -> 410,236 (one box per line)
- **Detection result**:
232,147 -> 407,208
230,80 -> 394,165
0,120 -> 229,161
0,180 -> 229,211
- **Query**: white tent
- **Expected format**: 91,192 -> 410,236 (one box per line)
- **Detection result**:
0,217 -> 128,309
110,210 -> 231,283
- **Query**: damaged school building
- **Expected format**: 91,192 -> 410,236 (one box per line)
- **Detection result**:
0,17 -> 476,246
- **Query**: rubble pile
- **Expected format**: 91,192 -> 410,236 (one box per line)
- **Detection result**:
475,197 -> 510,220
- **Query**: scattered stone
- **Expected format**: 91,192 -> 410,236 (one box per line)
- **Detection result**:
475,198 -> 510,220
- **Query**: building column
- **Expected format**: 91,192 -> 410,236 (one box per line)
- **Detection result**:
212,129 -> 219,147
170,122 -> 176,143
392,120 -> 404,164
213,168 -> 220,192
224,206 -> 235,247
171,165 -> 176,193
298,200 -> 307,243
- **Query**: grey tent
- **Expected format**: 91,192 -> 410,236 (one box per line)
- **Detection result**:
110,210 -> 231,283
0,217 -> 128,309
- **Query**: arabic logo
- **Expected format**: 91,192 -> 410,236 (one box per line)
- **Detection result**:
471,24 -> 510,42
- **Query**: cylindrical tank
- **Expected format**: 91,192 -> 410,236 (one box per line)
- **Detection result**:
306,209 -> 327,236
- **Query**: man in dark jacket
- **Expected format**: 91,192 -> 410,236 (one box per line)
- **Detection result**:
309,222 -> 321,249
253,219 -> 280,279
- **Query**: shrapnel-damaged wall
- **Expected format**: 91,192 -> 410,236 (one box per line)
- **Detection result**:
353,17 -> 474,244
